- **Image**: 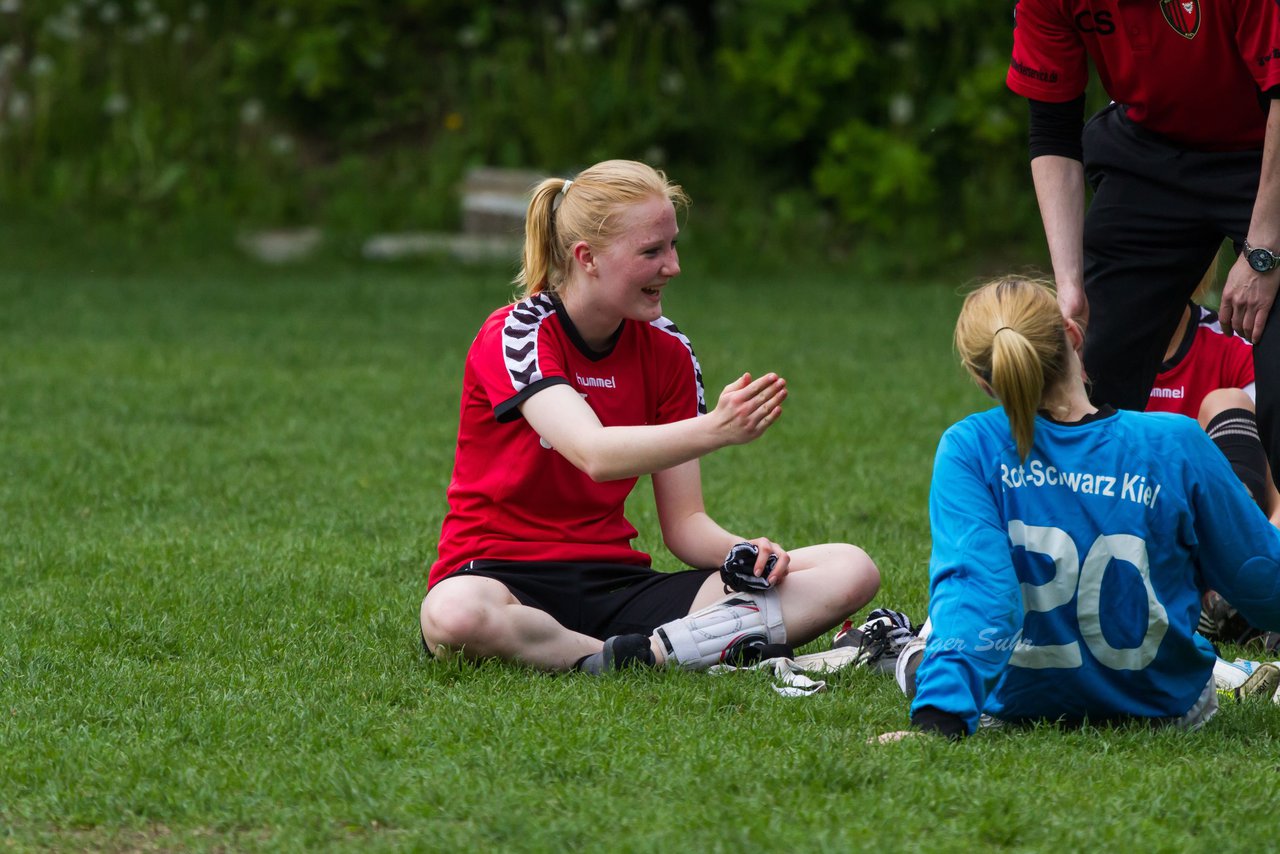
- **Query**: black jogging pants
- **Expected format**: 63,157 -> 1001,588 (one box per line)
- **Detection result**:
1081,104 -> 1280,481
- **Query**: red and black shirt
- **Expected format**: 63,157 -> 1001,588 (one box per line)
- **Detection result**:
1147,304 -> 1255,418
429,293 -> 706,587
1009,0 -> 1280,150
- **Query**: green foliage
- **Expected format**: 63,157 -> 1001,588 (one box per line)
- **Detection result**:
442,2 -> 711,172
713,0 -> 1030,246
0,0 -> 1046,250
814,120 -> 935,232
0,1 -> 231,217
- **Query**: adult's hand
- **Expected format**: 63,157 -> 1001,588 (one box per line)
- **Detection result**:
1220,253 -> 1280,342
1056,279 -> 1089,331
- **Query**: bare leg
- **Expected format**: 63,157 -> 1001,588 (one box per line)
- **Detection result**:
684,542 -> 880,648
420,575 -> 601,671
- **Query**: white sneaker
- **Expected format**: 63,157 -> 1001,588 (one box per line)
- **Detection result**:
1237,662 -> 1280,703
1214,658 -> 1280,703
832,608 -> 917,674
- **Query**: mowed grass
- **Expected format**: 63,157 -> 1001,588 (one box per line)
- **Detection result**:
3,230 -> 1280,852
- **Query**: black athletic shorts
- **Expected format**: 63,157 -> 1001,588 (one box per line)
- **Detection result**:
435,560 -> 717,639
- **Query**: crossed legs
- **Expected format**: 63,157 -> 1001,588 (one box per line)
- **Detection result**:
420,543 -> 880,671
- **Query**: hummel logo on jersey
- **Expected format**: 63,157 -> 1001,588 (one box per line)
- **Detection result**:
575,373 -> 617,389
1149,386 -> 1185,400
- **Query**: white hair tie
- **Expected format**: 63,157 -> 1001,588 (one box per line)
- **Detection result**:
559,179 -> 574,197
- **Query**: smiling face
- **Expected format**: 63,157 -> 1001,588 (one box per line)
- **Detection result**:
565,195 -> 681,347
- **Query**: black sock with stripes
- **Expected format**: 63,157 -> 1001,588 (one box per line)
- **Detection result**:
1205,408 -> 1268,511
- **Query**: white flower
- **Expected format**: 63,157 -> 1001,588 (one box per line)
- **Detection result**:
888,93 -> 914,125
45,12 -> 81,40
147,13 -> 167,35
457,26 -> 481,48
103,92 -> 129,116
269,134 -> 294,156
580,29 -> 601,52
30,54 -> 54,77
643,145 -> 666,165
7,90 -> 30,123
240,99 -> 264,126
659,71 -> 684,95
0,0 -> 21,14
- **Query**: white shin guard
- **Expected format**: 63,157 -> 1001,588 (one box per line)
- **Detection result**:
655,590 -> 786,670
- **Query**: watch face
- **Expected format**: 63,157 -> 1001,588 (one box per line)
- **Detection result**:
1248,248 -> 1277,273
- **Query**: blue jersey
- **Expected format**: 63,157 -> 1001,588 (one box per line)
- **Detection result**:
914,408 -> 1280,734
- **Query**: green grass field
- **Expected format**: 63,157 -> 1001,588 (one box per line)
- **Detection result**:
3,229 -> 1280,852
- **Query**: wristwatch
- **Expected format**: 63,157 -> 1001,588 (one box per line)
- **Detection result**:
1244,240 -> 1280,273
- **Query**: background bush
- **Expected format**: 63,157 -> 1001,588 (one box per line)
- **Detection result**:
0,0 -> 1051,255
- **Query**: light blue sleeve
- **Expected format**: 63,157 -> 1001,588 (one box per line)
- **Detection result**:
910,424 -> 1024,735
1185,426 -> 1280,630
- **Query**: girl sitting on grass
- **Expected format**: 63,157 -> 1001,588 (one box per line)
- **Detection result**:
883,276 -> 1280,740
1146,263 -> 1280,648
420,159 -> 879,673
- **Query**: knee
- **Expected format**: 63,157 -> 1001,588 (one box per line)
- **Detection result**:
829,544 -> 881,611
420,590 -> 493,651
1198,387 -> 1254,427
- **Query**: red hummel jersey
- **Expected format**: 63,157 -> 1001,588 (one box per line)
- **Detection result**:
1147,305 -> 1255,418
428,293 -> 706,587
1008,0 -> 1280,150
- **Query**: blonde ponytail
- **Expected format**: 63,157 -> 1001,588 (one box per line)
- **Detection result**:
517,178 -> 573,298
954,277 -> 1071,461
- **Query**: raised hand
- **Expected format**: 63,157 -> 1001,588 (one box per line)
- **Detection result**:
710,372 -> 787,445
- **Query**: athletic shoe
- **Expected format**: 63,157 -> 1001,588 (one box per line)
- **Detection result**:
1247,631 -> 1280,655
1198,591 -> 1262,645
1213,658 -> 1280,703
832,608 -> 917,674
575,634 -> 656,674
1236,662 -> 1280,703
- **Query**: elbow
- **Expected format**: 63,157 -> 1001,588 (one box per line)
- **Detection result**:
581,461 -> 615,483
553,434 -> 632,482
571,452 -> 623,483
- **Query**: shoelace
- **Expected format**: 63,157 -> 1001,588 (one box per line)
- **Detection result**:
856,620 -> 892,663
